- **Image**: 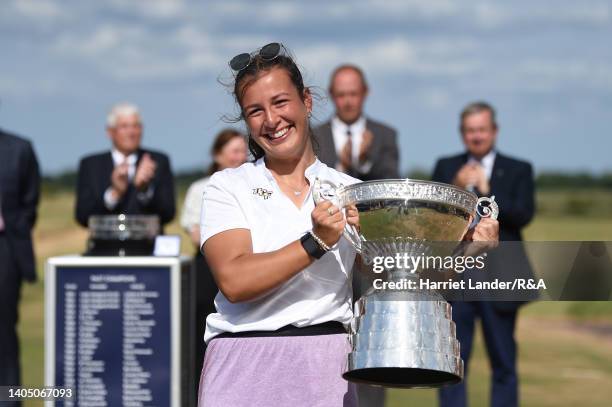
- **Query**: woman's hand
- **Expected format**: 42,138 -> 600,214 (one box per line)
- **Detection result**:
346,204 -> 360,231
471,218 -> 499,243
462,217 -> 499,256
311,200 -> 346,247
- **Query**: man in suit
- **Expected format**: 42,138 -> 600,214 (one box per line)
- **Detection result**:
314,64 -> 399,181
314,65 -> 398,406
75,103 -> 175,228
0,128 -> 40,404
433,101 -> 535,407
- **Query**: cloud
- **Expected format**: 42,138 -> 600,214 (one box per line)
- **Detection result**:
0,76 -> 61,99
517,59 -> 612,91
5,0 -> 612,98
12,0 -> 67,20
206,0 -> 611,30
50,23 -> 226,80
105,0 -> 187,20
299,37 -> 480,78
0,0 -> 71,28
419,88 -> 452,109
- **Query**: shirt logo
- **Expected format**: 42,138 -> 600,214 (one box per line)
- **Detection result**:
253,187 -> 273,200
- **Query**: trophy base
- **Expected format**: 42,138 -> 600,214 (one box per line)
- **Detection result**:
345,285 -> 464,388
343,367 -> 461,389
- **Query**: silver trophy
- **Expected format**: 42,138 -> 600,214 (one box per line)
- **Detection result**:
86,214 -> 160,256
313,179 -> 498,388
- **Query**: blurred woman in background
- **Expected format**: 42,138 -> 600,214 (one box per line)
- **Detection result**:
182,129 -> 247,247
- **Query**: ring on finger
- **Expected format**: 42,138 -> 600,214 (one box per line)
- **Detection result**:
328,207 -> 335,216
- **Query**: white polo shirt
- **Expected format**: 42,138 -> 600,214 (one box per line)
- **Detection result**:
200,157 -> 359,342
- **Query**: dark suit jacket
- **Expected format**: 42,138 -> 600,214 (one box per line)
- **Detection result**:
75,148 -> 176,227
0,129 -> 41,282
432,151 -> 536,309
313,118 -> 400,180
432,151 -> 535,241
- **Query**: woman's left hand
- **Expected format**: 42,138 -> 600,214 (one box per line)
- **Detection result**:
346,204 -> 360,230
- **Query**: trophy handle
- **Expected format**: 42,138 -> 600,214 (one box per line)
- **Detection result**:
475,195 -> 499,221
312,178 -> 363,253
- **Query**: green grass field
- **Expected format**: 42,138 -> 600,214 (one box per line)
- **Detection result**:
17,189 -> 612,406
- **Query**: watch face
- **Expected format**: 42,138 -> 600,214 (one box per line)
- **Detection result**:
301,233 -> 325,259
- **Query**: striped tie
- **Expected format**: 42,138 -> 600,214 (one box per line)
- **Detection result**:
345,129 -> 352,169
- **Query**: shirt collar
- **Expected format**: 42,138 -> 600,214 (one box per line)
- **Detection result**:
332,115 -> 366,135
469,149 -> 496,166
256,156 -> 323,185
111,148 -> 138,166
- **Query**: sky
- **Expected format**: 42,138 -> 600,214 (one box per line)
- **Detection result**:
1,0 -> 611,175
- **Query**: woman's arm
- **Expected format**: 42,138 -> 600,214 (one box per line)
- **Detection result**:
203,200 -> 347,303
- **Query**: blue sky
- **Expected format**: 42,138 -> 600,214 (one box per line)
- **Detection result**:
1,0 -> 611,175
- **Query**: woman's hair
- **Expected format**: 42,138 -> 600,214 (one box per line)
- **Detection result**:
207,128 -> 244,175
231,49 -> 318,160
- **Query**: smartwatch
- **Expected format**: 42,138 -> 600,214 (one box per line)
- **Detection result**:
300,232 -> 327,259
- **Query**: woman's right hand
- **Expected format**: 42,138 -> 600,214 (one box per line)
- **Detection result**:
311,200 -> 346,247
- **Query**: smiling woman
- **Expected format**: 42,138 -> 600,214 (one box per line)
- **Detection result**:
196,44 -> 361,406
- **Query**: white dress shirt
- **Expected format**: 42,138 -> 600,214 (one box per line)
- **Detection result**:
468,149 -> 496,181
103,149 -> 155,210
103,149 -> 138,210
331,116 -> 373,173
199,157 -> 360,342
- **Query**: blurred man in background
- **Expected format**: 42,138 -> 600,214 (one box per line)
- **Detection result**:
75,102 -> 175,228
314,64 -> 399,406
0,127 -> 40,405
433,101 -> 535,407
314,64 -> 399,181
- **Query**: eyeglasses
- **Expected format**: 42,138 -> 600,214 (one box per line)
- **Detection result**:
229,42 -> 284,72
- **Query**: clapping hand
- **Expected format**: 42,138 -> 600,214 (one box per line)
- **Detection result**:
453,163 -> 490,195
110,160 -> 129,199
134,153 -> 157,191
358,129 -> 373,164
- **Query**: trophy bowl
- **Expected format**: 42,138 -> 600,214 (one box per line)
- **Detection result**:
86,214 -> 160,256
313,178 -> 498,388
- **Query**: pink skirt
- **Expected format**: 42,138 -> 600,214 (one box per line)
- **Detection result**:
198,333 -> 358,407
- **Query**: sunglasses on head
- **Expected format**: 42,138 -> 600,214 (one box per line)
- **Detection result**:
229,42 -> 285,72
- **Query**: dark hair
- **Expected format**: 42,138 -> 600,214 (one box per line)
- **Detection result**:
231,51 -> 318,160
328,64 -> 369,95
460,101 -> 498,132
207,128 -> 245,175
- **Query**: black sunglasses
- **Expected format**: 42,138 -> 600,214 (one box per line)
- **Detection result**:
229,42 -> 284,72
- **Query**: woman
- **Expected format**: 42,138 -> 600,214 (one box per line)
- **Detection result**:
181,128 -> 247,398
198,43 -> 498,406
181,129 -> 247,247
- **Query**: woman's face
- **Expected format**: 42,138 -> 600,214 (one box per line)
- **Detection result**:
240,67 -> 312,161
215,136 -> 247,171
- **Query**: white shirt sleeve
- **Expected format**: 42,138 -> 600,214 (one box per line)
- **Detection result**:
356,159 -> 373,174
180,183 -> 201,232
200,173 -> 250,249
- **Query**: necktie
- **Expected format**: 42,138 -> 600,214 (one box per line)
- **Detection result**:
344,129 -> 353,170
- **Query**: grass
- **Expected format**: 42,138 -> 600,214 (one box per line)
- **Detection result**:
16,189 -> 612,406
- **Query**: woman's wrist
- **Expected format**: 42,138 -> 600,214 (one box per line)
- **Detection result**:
300,231 -> 329,259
